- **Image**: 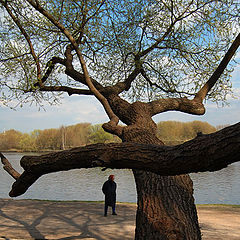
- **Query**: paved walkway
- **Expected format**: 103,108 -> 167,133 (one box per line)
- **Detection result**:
0,199 -> 239,240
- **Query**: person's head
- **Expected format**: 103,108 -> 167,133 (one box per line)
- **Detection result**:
109,175 -> 115,181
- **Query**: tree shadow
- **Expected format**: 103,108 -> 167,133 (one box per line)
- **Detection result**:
0,200 -> 49,239
0,199 -> 136,240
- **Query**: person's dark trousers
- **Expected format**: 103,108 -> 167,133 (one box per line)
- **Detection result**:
112,204 -> 116,214
104,204 -> 108,216
104,204 -> 116,216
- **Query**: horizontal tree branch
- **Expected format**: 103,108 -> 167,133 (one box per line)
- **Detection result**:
38,86 -> 93,96
148,97 -> 206,116
4,122 -> 240,197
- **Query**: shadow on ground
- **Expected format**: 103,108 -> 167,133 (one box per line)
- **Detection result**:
1,199 -> 240,240
0,199 -> 136,240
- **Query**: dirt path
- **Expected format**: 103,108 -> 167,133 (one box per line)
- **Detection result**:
197,205 -> 240,240
0,199 -> 239,240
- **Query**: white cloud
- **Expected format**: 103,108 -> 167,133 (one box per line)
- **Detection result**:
54,96 -> 108,124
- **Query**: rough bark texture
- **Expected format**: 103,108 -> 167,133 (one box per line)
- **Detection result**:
134,171 -> 200,240
121,119 -> 201,240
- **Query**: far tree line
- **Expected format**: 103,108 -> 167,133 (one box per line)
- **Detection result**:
0,121 -> 224,152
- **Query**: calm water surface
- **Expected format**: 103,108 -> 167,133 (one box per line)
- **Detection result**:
1,152 -> 239,204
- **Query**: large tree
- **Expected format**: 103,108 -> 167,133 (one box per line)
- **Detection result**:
0,0 -> 240,239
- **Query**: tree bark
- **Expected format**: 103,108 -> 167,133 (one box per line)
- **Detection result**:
134,171 -> 201,239
121,124 -> 201,239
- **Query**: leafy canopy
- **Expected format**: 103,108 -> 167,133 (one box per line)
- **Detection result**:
0,0 -> 239,107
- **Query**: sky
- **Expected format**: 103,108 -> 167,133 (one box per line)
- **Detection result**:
0,53 -> 239,133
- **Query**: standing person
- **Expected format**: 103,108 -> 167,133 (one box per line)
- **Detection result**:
102,175 -> 117,216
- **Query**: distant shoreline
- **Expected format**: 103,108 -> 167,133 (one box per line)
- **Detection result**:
1,150 -> 59,153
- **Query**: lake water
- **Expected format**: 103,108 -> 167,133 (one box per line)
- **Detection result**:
1,152 -> 240,204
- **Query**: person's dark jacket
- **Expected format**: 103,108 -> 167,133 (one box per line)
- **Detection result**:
102,180 -> 117,206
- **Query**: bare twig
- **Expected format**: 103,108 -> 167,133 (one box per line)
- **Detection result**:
0,52 -> 30,62
138,0 -> 216,58
1,0 -> 41,80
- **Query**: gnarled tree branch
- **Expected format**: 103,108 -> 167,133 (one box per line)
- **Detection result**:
148,97 -> 205,116
3,122 -> 240,197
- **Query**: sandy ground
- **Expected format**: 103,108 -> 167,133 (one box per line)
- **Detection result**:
0,199 -> 239,240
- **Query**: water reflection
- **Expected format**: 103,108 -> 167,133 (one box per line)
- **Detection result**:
190,162 -> 240,204
1,152 -> 240,204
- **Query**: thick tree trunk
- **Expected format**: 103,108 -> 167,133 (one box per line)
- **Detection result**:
122,125 -> 201,240
134,171 -> 201,239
